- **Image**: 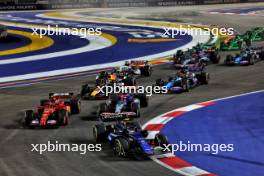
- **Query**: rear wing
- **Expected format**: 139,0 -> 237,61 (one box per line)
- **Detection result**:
130,60 -> 149,66
99,112 -> 136,122
49,93 -> 74,99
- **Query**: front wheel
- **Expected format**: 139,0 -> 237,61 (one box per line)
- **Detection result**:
249,57 -> 255,65
154,133 -> 169,148
113,138 -> 130,157
57,109 -> 69,126
182,79 -> 190,92
131,103 -> 140,118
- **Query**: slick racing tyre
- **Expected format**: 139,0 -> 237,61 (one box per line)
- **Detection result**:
124,76 -> 136,86
249,56 -> 255,65
225,55 -> 233,65
135,93 -> 148,107
131,102 -> 140,118
24,110 -> 34,128
81,84 -> 90,97
97,103 -> 109,117
93,123 -> 106,142
156,79 -> 165,86
70,98 -> 81,114
141,65 -> 152,77
57,109 -> 69,126
113,137 -> 130,157
199,72 -> 210,85
182,79 -> 190,92
40,99 -> 51,106
154,133 -> 169,148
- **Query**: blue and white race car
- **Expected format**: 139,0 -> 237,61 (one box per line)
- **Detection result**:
97,93 -> 148,120
224,47 -> 264,66
93,119 -> 168,158
155,69 -> 209,93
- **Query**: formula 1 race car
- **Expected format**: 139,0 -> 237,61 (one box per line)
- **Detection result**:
155,69 -> 209,93
244,27 -> 264,42
115,67 -> 137,86
81,84 -> 107,100
97,93 -> 148,119
80,69 -> 137,99
24,93 -> 81,128
224,47 -> 264,66
0,24 -> 7,39
81,77 -> 109,100
192,43 -> 221,64
124,60 -> 152,76
94,71 -> 118,85
93,119 -> 168,158
175,58 -> 206,72
220,36 -> 245,51
173,48 -> 220,67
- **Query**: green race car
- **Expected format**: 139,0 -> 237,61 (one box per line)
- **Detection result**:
220,36 -> 245,51
245,27 -> 264,41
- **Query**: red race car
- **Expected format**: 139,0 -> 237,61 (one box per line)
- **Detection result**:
24,93 -> 81,128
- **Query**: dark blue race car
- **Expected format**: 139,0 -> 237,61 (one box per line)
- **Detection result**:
93,119 -> 168,158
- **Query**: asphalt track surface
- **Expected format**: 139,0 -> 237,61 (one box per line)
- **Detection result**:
0,4 -> 264,176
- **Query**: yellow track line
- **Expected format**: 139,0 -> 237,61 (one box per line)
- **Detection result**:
0,21 -> 117,47
128,38 -> 178,43
0,29 -> 54,56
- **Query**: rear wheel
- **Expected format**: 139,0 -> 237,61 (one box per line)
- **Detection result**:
156,79 -> 164,86
142,66 -> 152,77
131,103 -> 140,118
24,110 -> 34,128
98,103 -> 109,117
249,56 -> 255,65
182,79 -> 190,92
81,84 -> 91,97
40,99 -> 50,106
198,72 -> 210,85
135,93 -> 148,107
93,123 -> 106,142
70,98 -> 81,114
225,55 -> 233,65
216,55 -> 221,64
126,76 -> 136,86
